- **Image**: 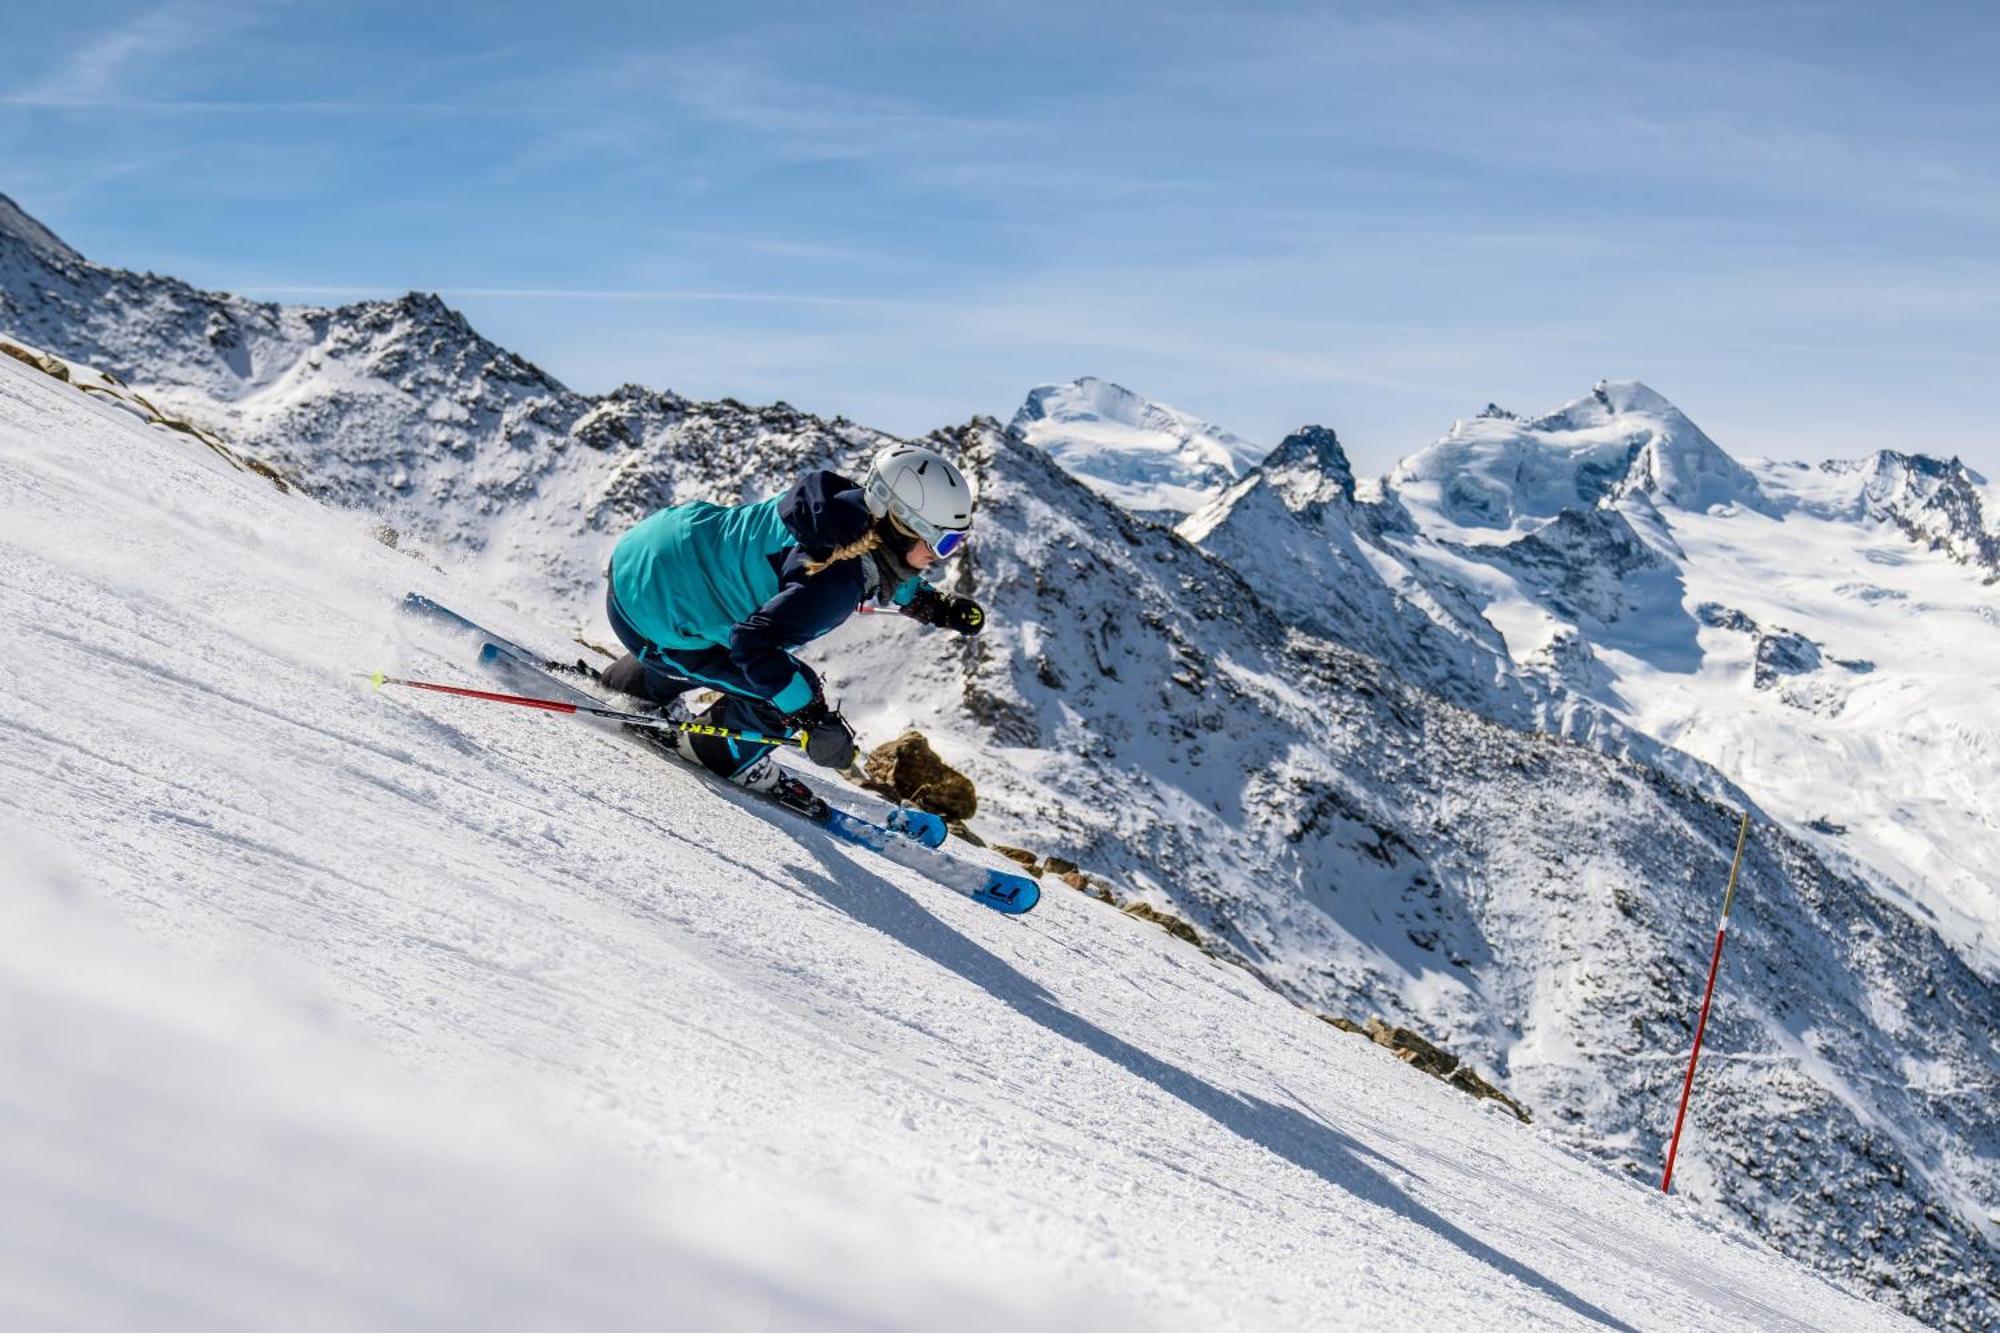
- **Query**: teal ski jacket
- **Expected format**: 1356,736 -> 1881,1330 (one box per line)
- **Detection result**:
608,471 -> 918,714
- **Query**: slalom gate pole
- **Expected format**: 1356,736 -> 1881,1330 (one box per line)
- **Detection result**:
364,671 -> 807,749
1660,809 -> 1752,1194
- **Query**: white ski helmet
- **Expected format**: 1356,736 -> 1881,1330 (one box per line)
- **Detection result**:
862,444 -> 975,556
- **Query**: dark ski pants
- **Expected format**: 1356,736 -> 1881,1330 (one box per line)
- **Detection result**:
602,586 -> 818,779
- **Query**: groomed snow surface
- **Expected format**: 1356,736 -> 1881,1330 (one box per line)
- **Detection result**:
0,354 -> 1912,1329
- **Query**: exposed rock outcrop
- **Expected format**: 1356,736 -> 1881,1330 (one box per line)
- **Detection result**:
862,731 -> 977,821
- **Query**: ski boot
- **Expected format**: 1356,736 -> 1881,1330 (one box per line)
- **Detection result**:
728,750 -> 831,819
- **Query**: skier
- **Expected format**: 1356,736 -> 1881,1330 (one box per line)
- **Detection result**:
599,443 -> 986,798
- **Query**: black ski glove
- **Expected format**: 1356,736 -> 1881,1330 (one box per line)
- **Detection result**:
786,698 -> 857,770
906,587 -> 985,636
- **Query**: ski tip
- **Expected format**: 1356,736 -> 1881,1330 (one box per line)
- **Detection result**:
976,868 -> 1041,915
369,670 -> 386,691
887,806 -> 949,850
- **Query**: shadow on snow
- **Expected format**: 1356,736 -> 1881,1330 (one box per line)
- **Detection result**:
776,828 -> 1637,1333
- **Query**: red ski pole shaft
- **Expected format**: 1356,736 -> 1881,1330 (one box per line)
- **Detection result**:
372,672 -> 582,713
364,671 -> 806,748
1661,810 -> 1751,1193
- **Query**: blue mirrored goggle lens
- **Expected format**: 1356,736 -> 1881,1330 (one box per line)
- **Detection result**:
933,529 -> 967,559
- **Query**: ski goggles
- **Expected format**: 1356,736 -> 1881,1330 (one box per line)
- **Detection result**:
887,513 -> 970,560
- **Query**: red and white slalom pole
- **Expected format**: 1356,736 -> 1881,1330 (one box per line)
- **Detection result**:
1660,809 -> 1752,1194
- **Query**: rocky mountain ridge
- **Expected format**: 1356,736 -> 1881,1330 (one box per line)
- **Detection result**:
1841,450 -> 2000,580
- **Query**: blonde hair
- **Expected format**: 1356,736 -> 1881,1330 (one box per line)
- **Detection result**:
803,526 -> 884,575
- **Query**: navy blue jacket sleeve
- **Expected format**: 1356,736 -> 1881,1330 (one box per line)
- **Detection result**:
727,557 -> 865,712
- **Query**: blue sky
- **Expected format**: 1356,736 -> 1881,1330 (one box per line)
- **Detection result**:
4,1 -> 1997,474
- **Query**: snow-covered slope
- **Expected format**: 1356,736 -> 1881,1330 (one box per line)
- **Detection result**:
6,197 -> 1997,1328
1379,383 -> 2000,980
1575,455 -> 2000,975
1009,377 -> 1267,522
0,344 -> 1925,1331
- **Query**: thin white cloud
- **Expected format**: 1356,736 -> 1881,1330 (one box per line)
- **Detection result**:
646,52 -> 1018,155
10,0 -> 240,104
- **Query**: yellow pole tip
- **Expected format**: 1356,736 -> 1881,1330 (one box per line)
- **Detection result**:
370,671 -> 386,690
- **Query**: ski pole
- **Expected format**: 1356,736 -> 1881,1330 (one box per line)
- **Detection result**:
364,672 -> 807,749
1660,809 -> 1751,1193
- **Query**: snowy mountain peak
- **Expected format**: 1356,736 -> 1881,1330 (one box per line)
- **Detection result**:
327,289 -> 568,395
1850,446 -> 1981,496
1595,382 -> 1768,515
1265,424 -> 1354,488
1180,424 -> 1359,544
1390,380 -> 1765,540
1252,423 -> 1359,514
0,190 -> 84,267
1590,377 -> 1675,418
357,290 -> 488,346
392,289 -> 463,326
1008,376 -> 1267,522
1846,449 -> 2000,577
